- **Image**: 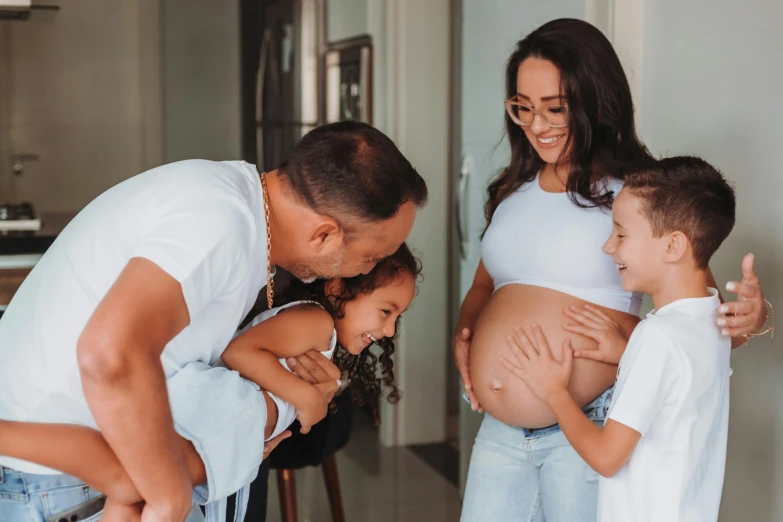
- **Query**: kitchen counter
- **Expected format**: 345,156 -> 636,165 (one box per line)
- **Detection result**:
0,212 -> 75,255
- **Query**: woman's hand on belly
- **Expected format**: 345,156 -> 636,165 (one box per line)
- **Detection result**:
500,325 -> 575,406
562,304 -> 630,365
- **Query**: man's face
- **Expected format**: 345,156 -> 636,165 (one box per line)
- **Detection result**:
286,201 -> 417,281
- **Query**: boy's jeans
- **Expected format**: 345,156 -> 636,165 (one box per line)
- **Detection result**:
460,387 -> 613,522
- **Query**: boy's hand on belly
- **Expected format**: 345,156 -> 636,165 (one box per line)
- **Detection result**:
562,304 -> 628,364
500,324 -> 574,405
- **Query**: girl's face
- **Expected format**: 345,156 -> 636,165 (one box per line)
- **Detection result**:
514,57 -> 570,165
329,271 -> 416,355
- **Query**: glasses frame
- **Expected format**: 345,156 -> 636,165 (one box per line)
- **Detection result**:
504,97 -> 569,129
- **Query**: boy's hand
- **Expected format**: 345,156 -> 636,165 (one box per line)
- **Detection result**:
562,304 -> 628,364
500,324 -> 574,404
295,380 -> 339,434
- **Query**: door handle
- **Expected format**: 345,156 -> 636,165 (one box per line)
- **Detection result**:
455,155 -> 472,260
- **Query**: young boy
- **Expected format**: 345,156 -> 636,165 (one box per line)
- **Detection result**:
500,156 -> 736,522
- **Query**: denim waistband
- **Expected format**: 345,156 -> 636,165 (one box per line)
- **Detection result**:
516,385 -> 614,438
0,465 -> 4,485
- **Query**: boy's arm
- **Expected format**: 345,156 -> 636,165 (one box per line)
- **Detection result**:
500,323 -> 674,478
546,392 -> 641,477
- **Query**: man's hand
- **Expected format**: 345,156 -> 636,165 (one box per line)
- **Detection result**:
263,430 -> 292,461
562,304 -> 628,364
287,350 -> 341,391
295,381 -> 341,434
500,324 -> 574,404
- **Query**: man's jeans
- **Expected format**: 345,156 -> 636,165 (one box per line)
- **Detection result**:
0,465 -> 104,521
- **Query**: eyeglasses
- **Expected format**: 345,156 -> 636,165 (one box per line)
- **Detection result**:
504,98 -> 569,128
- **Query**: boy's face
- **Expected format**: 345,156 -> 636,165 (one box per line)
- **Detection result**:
603,189 -> 670,294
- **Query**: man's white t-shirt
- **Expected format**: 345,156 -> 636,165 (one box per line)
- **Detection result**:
0,160 -> 268,474
598,288 -> 731,522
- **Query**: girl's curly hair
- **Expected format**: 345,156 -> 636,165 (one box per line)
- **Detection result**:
243,243 -> 422,425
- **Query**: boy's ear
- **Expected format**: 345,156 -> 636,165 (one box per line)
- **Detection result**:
664,231 -> 690,264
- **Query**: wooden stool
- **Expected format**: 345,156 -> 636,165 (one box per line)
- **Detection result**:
276,454 -> 345,522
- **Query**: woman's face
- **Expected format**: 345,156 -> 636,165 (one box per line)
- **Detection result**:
514,57 -> 570,165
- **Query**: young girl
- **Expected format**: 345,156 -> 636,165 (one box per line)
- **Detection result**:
0,243 -> 421,521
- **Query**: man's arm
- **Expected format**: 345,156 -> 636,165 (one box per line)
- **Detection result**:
77,257 -> 192,522
547,392 -> 641,477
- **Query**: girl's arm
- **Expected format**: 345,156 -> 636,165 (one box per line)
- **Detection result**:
221,304 -> 337,408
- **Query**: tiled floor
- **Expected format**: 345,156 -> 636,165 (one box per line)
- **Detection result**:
265,412 -> 463,522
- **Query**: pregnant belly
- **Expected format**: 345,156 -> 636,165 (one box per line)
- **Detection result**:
469,285 -> 640,428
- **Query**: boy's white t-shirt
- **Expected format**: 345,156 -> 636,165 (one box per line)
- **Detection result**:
0,160 -> 269,474
598,288 -> 731,522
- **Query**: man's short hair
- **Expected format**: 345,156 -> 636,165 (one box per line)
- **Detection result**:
623,156 -> 736,270
279,121 -> 428,231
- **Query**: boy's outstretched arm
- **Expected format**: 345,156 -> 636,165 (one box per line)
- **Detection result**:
499,324 -> 641,477
545,392 -> 640,477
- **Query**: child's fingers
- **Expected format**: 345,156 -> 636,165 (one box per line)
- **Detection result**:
562,322 -> 599,341
512,327 -> 539,359
583,304 -> 616,324
573,346 -> 608,363
500,355 -> 527,376
531,324 -> 552,359
562,339 -> 574,369
564,306 -> 603,329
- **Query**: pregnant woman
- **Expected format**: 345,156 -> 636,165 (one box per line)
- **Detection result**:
455,18 -> 770,522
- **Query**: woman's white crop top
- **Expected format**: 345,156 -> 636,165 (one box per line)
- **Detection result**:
481,173 -> 642,315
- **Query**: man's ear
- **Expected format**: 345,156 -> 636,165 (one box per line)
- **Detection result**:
307,217 -> 344,254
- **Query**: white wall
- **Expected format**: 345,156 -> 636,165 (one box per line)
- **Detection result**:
162,0 -> 242,162
0,0 -> 162,213
327,0 -> 368,42
368,0 -> 451,446
639,1 -> 783,520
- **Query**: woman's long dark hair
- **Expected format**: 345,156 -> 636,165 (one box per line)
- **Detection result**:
245,243 -> 421,425
486,18 -> 655,222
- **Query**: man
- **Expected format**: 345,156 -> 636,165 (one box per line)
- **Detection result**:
0,121 -> 427,522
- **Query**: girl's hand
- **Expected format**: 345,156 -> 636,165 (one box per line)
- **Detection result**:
263,430 -> 292,460
500,325 -> 573,405
562,304 -> 628,364
717,253 -> 767,338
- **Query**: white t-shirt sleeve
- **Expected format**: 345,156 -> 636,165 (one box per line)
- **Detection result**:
132,197 -> 257,321
608,322 -> 678,436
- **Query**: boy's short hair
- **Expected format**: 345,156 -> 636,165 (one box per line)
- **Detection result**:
623,156 -> 736,270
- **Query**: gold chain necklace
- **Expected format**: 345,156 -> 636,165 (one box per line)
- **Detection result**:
260,172 -> 275,309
